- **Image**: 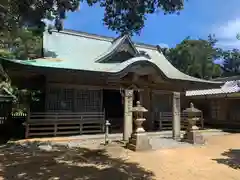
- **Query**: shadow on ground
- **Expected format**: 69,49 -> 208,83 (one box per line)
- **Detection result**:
213,149 -> 240,170
0,141 -> 155,180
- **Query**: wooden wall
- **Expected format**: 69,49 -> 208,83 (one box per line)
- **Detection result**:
186,96 -> 240,128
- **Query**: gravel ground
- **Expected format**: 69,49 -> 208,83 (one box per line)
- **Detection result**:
47,130 -> 231,150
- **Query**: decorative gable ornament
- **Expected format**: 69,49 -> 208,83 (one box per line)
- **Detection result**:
95,35 -> 139,63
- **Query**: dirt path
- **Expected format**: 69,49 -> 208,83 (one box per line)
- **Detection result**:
126,134 -> 240,180
0,134 -> 239,180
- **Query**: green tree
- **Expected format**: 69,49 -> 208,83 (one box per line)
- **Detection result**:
221,49 -> 240,76
0,29 -> 42,59
162,35 -> 222,79
0,49 -> 15,59
0,0 -> 185,35
12,29 -> 42,59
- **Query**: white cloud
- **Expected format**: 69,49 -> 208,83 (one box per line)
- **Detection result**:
215,40 -> 240,49
214,18 -> 240,49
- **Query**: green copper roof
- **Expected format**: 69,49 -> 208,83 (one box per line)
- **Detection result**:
1,29 -> 222,85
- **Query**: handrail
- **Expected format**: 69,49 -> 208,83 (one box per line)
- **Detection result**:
28,112 -> 105,122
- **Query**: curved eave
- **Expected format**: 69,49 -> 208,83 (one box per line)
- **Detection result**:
1,57 -> 223,89
106,57 -> 223,85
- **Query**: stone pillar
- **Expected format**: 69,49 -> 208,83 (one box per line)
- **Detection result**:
172,92 -> 181,140
123,89 -> 133,141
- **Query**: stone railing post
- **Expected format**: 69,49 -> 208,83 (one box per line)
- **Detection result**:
104,120 -> 111,145
172,92 -> 181,140
123,89 -> 133,141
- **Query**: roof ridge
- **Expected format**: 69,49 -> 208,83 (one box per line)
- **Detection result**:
60,28 -> 114,42
52,29 -> 158,50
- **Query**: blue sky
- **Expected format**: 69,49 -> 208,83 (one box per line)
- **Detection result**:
64,0 -> 240,49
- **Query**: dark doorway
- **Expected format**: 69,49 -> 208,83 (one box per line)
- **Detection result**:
133,90 -> 140,106
103,89 -> 141,133
103,89 -> 124,133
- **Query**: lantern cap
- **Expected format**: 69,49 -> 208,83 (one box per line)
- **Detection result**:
183,102 -> 201,113
132,101 -> 148,112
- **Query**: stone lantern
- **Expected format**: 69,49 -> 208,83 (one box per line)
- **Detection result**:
182,103 -> 205,144
126,101 -> 152,151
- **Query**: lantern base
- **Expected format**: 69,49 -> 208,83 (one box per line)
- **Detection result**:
126,132 -> 152,151
183,130 -> 205,145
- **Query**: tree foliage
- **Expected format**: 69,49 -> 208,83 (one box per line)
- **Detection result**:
0,49 -> 15,59
0,28 -> 41,112
221,49 -> 240,76
161,35 -> 222,79
0,62 -> 40,115
0,29 -> 42,59
162,35 -> 240,79
0,0 -> 185,35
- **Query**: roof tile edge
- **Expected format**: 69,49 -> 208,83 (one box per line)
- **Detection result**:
51,29 -> 159,50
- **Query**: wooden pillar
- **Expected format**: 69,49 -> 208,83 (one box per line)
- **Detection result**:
172,92 -> 181,140
140,88 -> 152,130
123,89 -> 133,141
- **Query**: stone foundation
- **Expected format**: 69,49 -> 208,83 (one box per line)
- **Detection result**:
183,130 -> 205,145
126,132 -> 152,151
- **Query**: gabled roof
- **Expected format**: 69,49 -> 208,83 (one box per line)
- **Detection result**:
1,29 -> 223,85
95,34 -> 139,63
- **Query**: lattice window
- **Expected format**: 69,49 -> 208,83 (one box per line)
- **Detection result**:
46,85 -> 102,112
62,88 -> 74,111
46,87 -> 74,112
75,88 -> 102,112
